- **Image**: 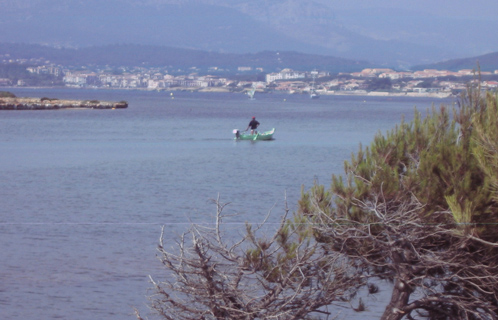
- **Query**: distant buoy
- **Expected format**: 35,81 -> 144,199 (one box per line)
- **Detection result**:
283,99 -> 286,102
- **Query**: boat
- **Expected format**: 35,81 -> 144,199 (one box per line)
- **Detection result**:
247,88 -> 256,100
310,70 -> 320,99
233,128 -> 275,141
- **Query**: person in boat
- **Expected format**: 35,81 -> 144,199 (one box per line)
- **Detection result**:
246,116 -> 260,134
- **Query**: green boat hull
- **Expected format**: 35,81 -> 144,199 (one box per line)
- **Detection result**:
234,128 -> 275,141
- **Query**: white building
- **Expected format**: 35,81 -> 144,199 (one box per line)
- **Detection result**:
266,69 -> 306,83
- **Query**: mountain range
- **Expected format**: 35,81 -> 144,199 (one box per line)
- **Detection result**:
3,42 -> 498,73
3,0 -> 498,68
0,43 -> 371,73
414,52 -> 498,72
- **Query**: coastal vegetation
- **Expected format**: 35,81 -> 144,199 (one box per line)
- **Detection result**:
298,85 -> 498,319
0,91 -> 16,98
0,63 -> 63,86
137,85 -> 498,320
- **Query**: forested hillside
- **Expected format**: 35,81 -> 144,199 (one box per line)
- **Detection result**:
0,63 -> 62,86
413,51 -> 498,71
0,43 -> 369,73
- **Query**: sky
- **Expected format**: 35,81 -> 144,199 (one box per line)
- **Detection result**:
323,0 -> 498,19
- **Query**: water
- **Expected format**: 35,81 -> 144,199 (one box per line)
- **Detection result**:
0,89 -> 452,320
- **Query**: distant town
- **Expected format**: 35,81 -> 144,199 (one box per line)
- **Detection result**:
2,55 -> 498,98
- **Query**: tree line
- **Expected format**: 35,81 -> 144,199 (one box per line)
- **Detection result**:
0,64 -> 63,86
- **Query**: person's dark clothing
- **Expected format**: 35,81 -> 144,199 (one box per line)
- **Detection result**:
248,119 -> 260,130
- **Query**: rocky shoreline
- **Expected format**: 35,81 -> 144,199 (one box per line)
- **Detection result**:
0,97 -> 128,110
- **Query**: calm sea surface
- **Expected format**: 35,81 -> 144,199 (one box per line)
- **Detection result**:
0,88 -> 453,320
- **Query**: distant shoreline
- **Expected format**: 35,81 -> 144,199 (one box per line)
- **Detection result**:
156,86 -> 454,98
324,90 -> 453,99
3,86 -> 455,99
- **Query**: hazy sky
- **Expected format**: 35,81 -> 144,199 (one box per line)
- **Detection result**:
2,0 -> 497,64
323,0 -> 498,19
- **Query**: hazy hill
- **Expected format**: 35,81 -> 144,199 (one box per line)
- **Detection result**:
4,0 -> 497,67
223,1 -> 457,68
412,52 -> 498,72
1,0 -> 329,57
0,43 -> 370,73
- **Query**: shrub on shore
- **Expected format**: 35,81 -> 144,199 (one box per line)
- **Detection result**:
0,91 -> 16,98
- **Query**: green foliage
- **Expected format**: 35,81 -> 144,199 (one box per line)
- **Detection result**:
469,91 -> 498,238
446,194 -> 473,235
300,89 -> 498,240
0,64 -> 63,86
366,77 -> 392,91
0,91 -> 16,98
297,86 -> 498,319
298,183 -> 332,216
0,64 -> 30,79
473,92 -> 498,192
244,214 -> 315,283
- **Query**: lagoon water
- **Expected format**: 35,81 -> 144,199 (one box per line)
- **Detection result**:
0,88 -> 452,320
